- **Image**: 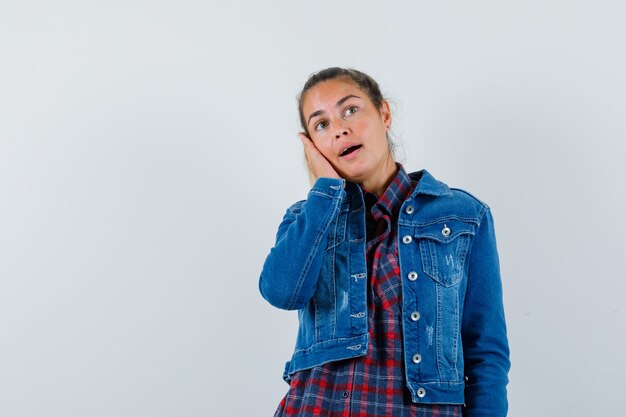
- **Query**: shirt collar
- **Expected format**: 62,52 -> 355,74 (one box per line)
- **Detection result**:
362,164 -> 415,216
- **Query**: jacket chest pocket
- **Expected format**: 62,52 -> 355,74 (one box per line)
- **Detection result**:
415,220 -> 476,287
326,205 -> 349,250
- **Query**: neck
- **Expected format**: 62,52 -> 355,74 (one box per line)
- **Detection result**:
361,157 -> 398,197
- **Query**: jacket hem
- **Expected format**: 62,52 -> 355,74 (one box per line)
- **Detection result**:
282,333 -> 369,382
406,380 -> 465,404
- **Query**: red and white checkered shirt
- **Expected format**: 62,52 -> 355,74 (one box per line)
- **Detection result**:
274,166 -> 462,417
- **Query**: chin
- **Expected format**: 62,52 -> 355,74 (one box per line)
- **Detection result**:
338,167 -> 370,183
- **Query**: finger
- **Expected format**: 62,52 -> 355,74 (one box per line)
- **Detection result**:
297,132 -> 340,180
299,134 -> 320,162
299,135 -> 312,163
299,133 -> 323,158
298,135 -> 316,185
298,133 -> 314,153
298,133 -> 309,148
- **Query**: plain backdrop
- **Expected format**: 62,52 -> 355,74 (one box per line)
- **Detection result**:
1,1 -> 625,416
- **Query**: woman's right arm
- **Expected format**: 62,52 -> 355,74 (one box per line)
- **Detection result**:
259,177 -> 345,310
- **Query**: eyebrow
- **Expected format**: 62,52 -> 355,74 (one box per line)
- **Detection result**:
307,94 -> 361,126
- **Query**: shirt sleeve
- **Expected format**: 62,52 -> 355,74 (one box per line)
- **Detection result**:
461,207 -> 511,417
259,177 -> 346,310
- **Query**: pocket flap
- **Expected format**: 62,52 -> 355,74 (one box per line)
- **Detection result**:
413,219 -> 476,243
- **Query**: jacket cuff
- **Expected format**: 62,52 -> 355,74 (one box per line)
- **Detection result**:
309,177 -> 346,199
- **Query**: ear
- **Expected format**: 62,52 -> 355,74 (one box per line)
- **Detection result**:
380,100 -> 392,129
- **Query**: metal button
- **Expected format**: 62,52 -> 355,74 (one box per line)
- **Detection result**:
342,391 -> 349,398
402,235 -> 413,244
417,387 -> 426,398
441,224 -> 451,237
412,353 -> 422,364
407,271 -> 418,281
405,205 -> 414,214
410,311 -> 421,321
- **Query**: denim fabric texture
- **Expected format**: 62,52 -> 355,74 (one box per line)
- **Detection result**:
259,169 -> 511,417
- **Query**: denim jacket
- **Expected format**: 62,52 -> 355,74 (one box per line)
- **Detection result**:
259,169 -> 510,417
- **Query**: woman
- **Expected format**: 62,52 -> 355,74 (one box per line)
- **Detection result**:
259,67 -> 510,417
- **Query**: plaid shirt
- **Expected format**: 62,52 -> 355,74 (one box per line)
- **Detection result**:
274,166 -> 462,417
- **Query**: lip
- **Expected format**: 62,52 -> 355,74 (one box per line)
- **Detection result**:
338,143 -> 362,158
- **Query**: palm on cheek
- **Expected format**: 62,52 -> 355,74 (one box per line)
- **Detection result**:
299,133 -> 340,185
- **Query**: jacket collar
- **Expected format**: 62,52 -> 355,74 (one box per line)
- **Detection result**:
408,169 -> 452,198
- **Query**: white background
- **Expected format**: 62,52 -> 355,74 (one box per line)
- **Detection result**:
1,1 -> 624,416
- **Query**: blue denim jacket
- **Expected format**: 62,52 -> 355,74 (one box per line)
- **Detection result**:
259,169 -> 510,417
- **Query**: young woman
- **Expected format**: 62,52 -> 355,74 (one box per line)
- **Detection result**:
259,68 -> 510,417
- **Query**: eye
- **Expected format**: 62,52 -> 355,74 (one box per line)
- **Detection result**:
314,120 -> 329,131
344,105 -> 358,117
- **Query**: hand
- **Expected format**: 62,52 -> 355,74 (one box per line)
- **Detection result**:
299,132 -> 341,186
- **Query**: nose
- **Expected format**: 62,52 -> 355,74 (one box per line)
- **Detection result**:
335,125 -> 349,139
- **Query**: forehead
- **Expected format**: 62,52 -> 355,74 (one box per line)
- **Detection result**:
302,78 -> 364,113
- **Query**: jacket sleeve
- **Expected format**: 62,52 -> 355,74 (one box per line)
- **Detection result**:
259,177 -> 346,310
461,207 -> 511,417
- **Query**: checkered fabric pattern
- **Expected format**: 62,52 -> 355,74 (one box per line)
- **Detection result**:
273,166 -> 462,417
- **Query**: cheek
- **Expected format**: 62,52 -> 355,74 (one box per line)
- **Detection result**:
311,136 -> 335,158
367,122 -> 388,146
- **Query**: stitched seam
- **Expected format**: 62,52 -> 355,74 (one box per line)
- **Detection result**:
286,195 -> 342,310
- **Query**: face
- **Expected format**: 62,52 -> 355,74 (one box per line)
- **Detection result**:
301,78 -> 393,184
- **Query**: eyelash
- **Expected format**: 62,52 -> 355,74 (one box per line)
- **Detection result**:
314,105 -> 359,131
344,105 -> 358,116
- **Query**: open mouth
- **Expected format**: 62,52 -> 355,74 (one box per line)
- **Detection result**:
339,145 -> 362,157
